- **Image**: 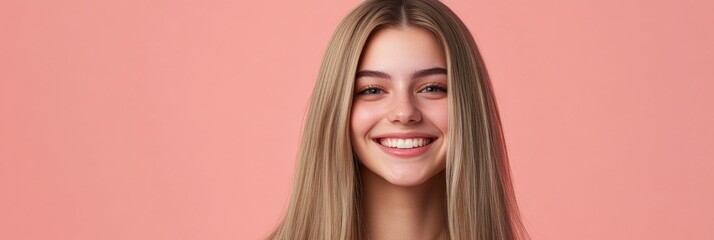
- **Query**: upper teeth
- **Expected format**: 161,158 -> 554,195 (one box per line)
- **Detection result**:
379,138 -> 432,149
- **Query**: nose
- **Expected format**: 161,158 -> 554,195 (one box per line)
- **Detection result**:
387,93 -> 422,124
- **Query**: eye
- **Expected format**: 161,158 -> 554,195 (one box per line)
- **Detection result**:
357,85 -> 385,95
420,82 -> 447,94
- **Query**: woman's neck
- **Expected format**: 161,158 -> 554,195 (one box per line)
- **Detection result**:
360,165 -> 447,240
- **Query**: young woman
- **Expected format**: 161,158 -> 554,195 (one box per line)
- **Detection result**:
268,0 -> 529,239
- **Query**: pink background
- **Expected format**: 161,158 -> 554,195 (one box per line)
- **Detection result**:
1,0 -> 712,239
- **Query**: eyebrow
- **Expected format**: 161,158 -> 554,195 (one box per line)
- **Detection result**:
355,67 -> 447,80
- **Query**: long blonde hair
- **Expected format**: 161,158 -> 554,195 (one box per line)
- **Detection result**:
268,0 -> 529,239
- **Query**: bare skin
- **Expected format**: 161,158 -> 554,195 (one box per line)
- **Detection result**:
361,165 -> 447,240
351,27 -> 449,240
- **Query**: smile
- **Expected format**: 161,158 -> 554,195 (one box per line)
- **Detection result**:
372,137 -> 436,158
377,138 -> 433,149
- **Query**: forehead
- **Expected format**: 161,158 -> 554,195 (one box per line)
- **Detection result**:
357,27 -> 446,72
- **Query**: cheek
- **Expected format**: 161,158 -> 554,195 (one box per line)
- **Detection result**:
422,100 -> 448,133
350,102 -> 380,138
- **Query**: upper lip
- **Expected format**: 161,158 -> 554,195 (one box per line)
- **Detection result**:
372,132 -> 437,140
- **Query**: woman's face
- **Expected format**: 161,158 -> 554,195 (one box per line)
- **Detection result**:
350,27 -> 448,186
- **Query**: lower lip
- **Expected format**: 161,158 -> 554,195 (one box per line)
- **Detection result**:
374,139 -> 434,158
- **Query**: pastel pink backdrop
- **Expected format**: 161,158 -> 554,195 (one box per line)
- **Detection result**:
1,0 -> 712,239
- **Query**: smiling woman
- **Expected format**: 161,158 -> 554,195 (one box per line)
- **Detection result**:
351,27 -> 449,188
267,0 -> 529,239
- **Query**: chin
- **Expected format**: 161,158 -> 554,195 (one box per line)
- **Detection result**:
379,164 -> 444,187
384,176 -> 431,187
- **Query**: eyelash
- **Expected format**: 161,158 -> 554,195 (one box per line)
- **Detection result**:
356,82 -> 447,95
421,82 -> 447,93
357,84 -> 384,95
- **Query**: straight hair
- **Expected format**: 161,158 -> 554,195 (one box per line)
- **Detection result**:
268,0 -> 529,239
